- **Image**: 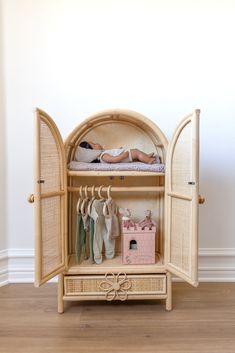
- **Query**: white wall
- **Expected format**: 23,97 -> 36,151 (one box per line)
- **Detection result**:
0,0 -> 7,251
1,0 -> 235,254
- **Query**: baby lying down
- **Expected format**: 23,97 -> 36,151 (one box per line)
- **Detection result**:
75,141 -> 161,164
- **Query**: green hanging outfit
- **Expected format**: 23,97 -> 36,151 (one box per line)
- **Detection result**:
75,214 -> 87,263
89,217 -> 95,263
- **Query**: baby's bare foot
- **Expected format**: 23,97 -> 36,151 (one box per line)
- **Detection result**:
148,157 -> 156,164
148,155 -> 162,164
148,152 -> 154,157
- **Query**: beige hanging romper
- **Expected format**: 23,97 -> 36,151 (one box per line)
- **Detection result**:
90,199 -> 115,264
103,198 -> 120,240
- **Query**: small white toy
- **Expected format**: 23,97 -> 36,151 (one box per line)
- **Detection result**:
119,208 -> 135,229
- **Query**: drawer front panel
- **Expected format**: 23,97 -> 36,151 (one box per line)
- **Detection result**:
64,273 -> 166,300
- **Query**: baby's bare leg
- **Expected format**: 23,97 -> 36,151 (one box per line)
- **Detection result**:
130,149 -> 156,164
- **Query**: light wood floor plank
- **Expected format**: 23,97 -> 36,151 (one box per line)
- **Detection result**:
0,283 -> 235,353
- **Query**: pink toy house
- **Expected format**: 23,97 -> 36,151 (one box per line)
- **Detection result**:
122,222 -> 156,265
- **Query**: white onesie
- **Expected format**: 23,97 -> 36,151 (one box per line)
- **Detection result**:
100,148 -> 132,163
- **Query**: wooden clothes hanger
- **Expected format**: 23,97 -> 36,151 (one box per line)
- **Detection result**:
81,185 -> 89,216
98,185 -> 105,201
87,185 -> 96,216
76,186 -> 84,214
103,185 -> 115,217
107,185 -> 112,200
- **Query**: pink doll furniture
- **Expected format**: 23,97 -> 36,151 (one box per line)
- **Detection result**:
122,217 -> 156,265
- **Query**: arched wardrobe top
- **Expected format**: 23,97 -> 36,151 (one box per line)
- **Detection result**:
64,109 -> 168,164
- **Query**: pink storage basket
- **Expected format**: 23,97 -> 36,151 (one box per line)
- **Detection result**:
122,222 -> 156,265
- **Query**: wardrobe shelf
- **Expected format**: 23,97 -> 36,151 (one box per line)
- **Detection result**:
67,254 -> 165,275
67,170 -> 165,177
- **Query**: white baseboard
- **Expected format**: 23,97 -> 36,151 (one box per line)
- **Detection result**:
0,248 -> 235,286
8,248 -> 35,283
198,248 -> 235,282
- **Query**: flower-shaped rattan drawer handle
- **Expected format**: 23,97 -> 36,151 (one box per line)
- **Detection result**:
99,272 -> 132,301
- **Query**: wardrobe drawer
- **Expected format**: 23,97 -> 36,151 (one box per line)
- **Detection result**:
64,273 -> 166,301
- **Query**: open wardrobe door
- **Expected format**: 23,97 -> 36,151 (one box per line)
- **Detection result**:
165,110 -> 200,287
34,108 -> 67,287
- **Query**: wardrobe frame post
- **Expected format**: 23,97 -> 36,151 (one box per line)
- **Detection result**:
166,271 -> 172,311
58,273 -> 64,314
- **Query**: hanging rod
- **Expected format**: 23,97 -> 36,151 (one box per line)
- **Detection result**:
67,186 -> 164,193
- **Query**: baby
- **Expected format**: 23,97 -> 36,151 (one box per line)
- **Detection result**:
76,141 -> 161,164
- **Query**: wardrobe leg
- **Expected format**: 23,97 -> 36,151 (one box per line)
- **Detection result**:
58,274 -> 64,314
166,272 -> 172,311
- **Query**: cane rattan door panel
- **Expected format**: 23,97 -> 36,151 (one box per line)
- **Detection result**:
35,108 -> 67,287
165,110 -> 200,287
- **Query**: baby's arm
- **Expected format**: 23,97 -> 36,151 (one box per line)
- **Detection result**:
101,151 -> 129,163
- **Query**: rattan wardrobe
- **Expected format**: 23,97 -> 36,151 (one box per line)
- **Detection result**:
28,108 -> 204,313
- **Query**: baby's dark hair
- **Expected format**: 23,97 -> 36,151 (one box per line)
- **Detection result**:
79,141 -> 100,163
79,141 -> 93,149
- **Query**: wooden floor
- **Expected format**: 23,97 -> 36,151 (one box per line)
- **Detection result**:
0,283 -> 235,353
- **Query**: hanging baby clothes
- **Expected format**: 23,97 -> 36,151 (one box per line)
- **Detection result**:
81,199 -> 90,231
90,199 -> 115,264
103,198 -> 120,240
89,217 -> 95,263
75,212 -> 87,263
88,197 -> 96,264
